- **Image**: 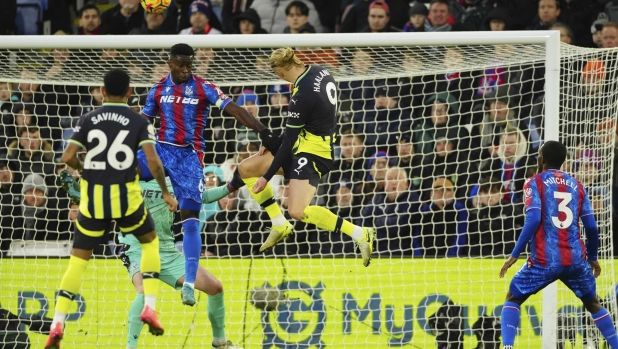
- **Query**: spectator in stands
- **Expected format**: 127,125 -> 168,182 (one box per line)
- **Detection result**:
591,13 -> 609,48
330,180 -> 362,224
361,151 -> 391,204
77,4 -> 101,35
362,167 -> 419,256
420,127 -> 471,201
527,0 -> 560,31
467,177 -> 523,256
0,82 -> 14,148
450,0 -> 494,31
339,0 -> 410,33
340,48 -> 376,114
264,84 -> 289,132
180,0 -> 223,35
283,1 -> 310,33
354,85 -> 411,150
416,177 -> 468,257
194,48 -> 215,77
403,1 -> 428,32
550,22 -> 575,44
429,46 -> 476,118
562,59 -> 609,146
130,11 -> 176,34
0,82 -> 11,114
413,91 -> 469,156
232,8 -> 267,34
150,61 -> 169,83
0,155 -> 22,256
597,118 -> 618,210
493,126 -> 533,203
484,7 -> 510,31
602,22 -> 618,48
220,133 -> 260,182
7,127 -> 55,185
11,70 -> 43,113
20,173 -> 69,241
425,0 -> 465,32
2,104 -> 36,150
394,131 -> 422,190
222,0 -> 255,34
329,128 -> 367,195
559,0 -> 603,47
237,89 -> 261,118
250,0 -> 322,33
574,149 -> 601,188
62,86 -> 103,147
100,0 -> 144,35
363,1 -> 399,33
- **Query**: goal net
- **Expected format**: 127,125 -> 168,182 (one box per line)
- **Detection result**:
0,33 -> 615,349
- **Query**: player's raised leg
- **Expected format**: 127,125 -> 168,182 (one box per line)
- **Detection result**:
281,178 -> 375,267
238,152 -> 294,243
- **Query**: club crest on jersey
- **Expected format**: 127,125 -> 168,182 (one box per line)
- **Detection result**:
185,85 -> 193,96
166,87 -> 171,93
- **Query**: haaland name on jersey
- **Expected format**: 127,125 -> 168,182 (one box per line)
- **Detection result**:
159,95 -> 200,105
541,175 -> 578,190
90,112 -> 131,125
313,69 -> 331,92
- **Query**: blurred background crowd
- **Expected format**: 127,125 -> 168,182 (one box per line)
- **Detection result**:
1,0 -> 617,259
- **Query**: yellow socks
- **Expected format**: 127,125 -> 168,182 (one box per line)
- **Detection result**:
301,206 -> 358,238
244,177 -> 284,220
140,236 -> 161,309
54,255 -> 89,324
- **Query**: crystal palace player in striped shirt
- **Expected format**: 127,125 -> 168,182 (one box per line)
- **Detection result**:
499,140 -> 618,349
136,43 -> 279,306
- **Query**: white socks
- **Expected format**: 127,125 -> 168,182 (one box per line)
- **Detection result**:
351,226 -> 365,241
144,295 -> 156,310
272,214 -> 287,227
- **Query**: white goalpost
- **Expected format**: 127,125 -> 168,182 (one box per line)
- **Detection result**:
0,32 -> 615,349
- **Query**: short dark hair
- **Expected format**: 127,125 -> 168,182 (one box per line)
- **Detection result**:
430,0 -> 451,9
103,68 -> 131,97
550,22 -> 573,40
79,3 -> 99,17
541,140 -> 567,168
19,126 -> 40,136
170,43 -> 195,58
285,1 -> 309,16
539,0 -> 560,9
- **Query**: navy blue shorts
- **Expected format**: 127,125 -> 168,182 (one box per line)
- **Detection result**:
510,260 -> 597,301
137,142 -> 203,211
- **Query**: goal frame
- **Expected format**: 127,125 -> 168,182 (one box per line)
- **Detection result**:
1,31 -> 562,347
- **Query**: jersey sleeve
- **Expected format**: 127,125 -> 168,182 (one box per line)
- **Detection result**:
67,114 -> 90,148
286,93 -> 314,129
137,117 -> 157,148
523,177 -> 541,212
142,86 -> 160,117
579,186 -> 594,218
203,83 -> 231,110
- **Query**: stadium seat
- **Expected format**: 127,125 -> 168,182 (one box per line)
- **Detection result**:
15,0 -> 47,35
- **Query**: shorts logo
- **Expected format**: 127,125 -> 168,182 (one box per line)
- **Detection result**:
261,281 -> 325,348
131,264 -> 139,271
294,169 -> 302,175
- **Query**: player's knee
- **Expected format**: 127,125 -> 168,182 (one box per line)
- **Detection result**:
210,279 -> 223,296
288,205 -> 305,221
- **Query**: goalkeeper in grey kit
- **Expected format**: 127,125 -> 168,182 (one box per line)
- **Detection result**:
119,178 -> 242,349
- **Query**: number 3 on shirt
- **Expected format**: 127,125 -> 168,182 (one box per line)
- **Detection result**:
552,191 -> 573,229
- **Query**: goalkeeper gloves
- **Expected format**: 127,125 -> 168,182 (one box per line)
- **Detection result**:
60,169 -> 81,205
259,128 -> 282,154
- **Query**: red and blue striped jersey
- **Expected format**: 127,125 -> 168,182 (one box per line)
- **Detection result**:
523,169 -> 594,267
142,74 -> 231,151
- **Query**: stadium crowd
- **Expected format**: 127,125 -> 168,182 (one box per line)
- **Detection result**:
1,0 -> 618,259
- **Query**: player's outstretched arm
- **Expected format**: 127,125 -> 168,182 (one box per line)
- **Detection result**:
253,126 -> 302,194
223,102 -> 280,152
582,214 -> 601,277
61,143 -> 84,173
499,209 -> 541,277
142,143 -> 178,212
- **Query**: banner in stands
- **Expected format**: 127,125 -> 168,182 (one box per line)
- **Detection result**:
1,258 -> 615,348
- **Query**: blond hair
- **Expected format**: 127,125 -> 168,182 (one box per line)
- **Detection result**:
270,47 -> 303,70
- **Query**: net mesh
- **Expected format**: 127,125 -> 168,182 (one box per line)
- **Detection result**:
0,39 -> 615,348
